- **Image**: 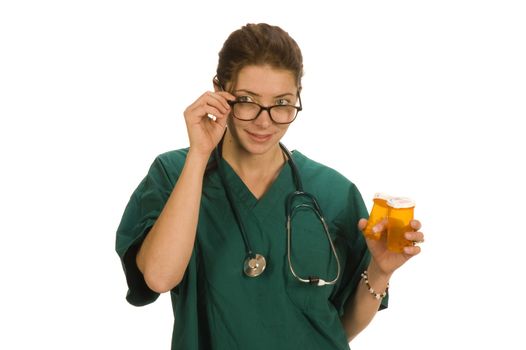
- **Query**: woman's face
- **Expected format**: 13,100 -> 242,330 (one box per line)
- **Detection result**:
225,65 -> 299,156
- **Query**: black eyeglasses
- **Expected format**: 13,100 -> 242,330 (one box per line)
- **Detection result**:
227,94 -> 303,125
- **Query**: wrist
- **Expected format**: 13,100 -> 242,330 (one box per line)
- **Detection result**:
187,147 -> 212,167
182,149 -> 211,179
365,260 -> 392,290
367,259 -> 393,280
360,270 -> 389,300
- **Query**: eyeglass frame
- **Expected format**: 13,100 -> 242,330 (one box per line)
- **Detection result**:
226,94 -> 302,125
213,75 -> 303,125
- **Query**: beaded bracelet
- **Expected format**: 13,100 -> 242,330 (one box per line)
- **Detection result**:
361,270 -> 389,300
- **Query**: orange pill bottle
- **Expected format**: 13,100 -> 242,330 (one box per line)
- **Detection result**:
364,193 -> 392,240
387,197 -> 416,253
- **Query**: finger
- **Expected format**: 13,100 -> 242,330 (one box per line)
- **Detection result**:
373,218 -> 388,234
188,104 -> 228,123
410,219 -> 421,231
206,91 -> 233,112
358,218 -> 368,231
403,245 -> 421,256
188,92 -> 230,116
216,90 -> 236,101
212,113 -> 228,128
404,231 -> 424,243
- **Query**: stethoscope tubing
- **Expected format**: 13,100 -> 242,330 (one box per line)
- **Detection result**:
214,140 -> 340,286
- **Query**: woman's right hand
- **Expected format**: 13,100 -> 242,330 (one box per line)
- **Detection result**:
183,91 -> 235,158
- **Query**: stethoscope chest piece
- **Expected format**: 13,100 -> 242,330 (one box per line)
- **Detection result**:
243,254 -> 267,277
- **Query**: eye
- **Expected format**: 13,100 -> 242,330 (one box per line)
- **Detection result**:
275,98 -> 291,106
236,95 -> 255,103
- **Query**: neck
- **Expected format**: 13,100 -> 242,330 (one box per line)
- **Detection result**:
221,131 -> 286,198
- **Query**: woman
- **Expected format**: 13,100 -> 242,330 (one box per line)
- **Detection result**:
116,23 -> 424,349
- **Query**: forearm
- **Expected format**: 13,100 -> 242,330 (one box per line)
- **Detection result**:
341,260 -> 391,342
136,150 -> 209,293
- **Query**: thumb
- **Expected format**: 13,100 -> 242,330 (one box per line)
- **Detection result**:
358,218 -> 368,231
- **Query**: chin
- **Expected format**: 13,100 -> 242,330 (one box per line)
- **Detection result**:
240,135 -> 281,155
242,141 -> 276,155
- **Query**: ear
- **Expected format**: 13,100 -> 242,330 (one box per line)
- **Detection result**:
212,76 -> 222,92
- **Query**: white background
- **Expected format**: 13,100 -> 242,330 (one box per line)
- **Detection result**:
1,0 -> 525,349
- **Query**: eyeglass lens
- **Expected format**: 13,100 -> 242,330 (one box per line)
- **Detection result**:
233,103 -> 298,124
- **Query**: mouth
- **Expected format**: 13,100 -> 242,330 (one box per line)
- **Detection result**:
245,130 -> 273,143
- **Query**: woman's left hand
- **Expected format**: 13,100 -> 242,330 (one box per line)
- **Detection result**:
358,218 -> 424,276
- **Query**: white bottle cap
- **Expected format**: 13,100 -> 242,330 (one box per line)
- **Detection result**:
373,193 -> 393,201
387,197 -> 416,209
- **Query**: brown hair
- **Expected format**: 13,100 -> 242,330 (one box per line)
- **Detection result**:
216,23 -> 303,91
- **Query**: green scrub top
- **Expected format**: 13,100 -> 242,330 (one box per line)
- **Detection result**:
116,148 -> 388,350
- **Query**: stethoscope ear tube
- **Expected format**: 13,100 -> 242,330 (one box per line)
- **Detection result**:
279,143 -> 303,192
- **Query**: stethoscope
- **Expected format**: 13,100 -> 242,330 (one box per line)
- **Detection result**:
214,141 -> 341,287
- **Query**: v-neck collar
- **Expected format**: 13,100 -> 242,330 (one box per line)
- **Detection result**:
219,156 -> 294,220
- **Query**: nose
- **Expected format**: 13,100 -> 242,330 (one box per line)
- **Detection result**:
253,108 -> 272,128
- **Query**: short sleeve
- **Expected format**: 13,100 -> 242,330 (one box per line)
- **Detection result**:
330,183 -> 389,316
115,155 -> 177,306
